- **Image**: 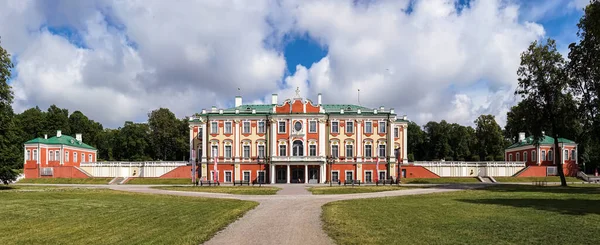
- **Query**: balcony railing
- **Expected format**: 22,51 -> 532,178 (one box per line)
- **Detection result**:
271,156 -> 326,162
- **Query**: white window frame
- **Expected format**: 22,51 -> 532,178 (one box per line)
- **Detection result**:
309,144 -> 317,156
542,150 -> 546,161
379,121 -> 386,133
364,170 -> 373,183
378,170 -> 387,180
346,121 -> 354,134
331,170 -> 340,182
225,145 -> 232,159
331,145 -> 339,158
49,150 -> 53,161
258,145 -> 265,158
243,171 -> 251,182
210,170 -> 219,181
224,121 -> 232,134
258,121 -> 265,134
279,144 -> 287,156
56,151 -> 60,161
243,121 -> 251,134
256,170 -> 266,183
81,153 -> 85,163
224,171 -> 232,183
211,121 -> 218,134
531,150 -> 536,162
65,151 -> 69,162
394,127 -> 399,138
278,121 -> 286,133
365,121 -> 373,134
212,145 -> 219,158
88,154 -> 92,162
564,150 -> 569,160
509,154 -> 513,161
516,152 -> 520,161
523,152 -> 527,162
364,144 -> 372,158
26,150 -> 31,161
243,145 -> 250,159
571,149 -> 576,161
309,120 -> 317,133
345,170 -> 354,181
346,144 -> 353,158
331,121 -> 339,133
378,144 -> 386,158
73,152 -> 78,163
548,150 -> 553,161
33,149 -> 38,161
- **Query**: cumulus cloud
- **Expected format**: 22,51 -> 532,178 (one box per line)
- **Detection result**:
0,0 -> 579,129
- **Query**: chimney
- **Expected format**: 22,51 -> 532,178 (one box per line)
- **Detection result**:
252,109 -> 256,114
380,106 -> 384,111
403,115 -> 407,120
211,106 -> 217,112
219,109 -> 223,114
357,109 -> 361,114
390,108 -> 395,114
317,93 -> 322,105
235,96 -> 242,107
44,134 -> 48,139
374,109 -> 378,114
201,109 -> 207,114
56,130 -> 62,137
518,132 -> 526,142
76,133 -> 82,142
340,109 -> 344,114
272,94 -> 278,105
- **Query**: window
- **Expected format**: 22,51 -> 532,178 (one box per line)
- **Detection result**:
309,145 -> 317,156
523,152 -> 527,162
378,144 -> 386,158
56,151 -> 60,162
81,153 -> 85,162
509,154 -> 513,161
394,127 -> 399,138
65,151 -> 69,162
49,150 -> 54,161
346,171 -> 354,181
571,150 -> 576,160
346,145 -> 353,158
332,145 -> 339,158
365,145 -> 372,158
346,121 -> 354,133
379,121 -> 386,133
292,140 -> 303,156
32,149 -> 37,161
532,150 -> 536,162
73,152 -> 78,163
197,128 -> 203,139
309,121 -> 317,133
210,171 -> 218,181
243,145 -> 250,159
564,150 -> 569,160
212,145 -> 218,158
278,121 -> 286,133
365,121 -> 373,133
258,145 -> 265,158
257,171 -> 265,183
548,150 -> 553,161
365,171 -> 372,183
294,121 -> 302,132
88,154 -> 92,162
331,121 -> 339,133
26,150 -> 30,161
332,171 -> 339,182
243,121 -> 251,134
243,171 -> 251,182
279,145 -> 287,156
542,150 -> 546,161
211,122 -> 218,134
516,153 -> 520,161
379,171 -> 386,180
224,121 -> 232,134
258,121 -> 265,133
225,145 -> 232,159
225,172 -> 232,182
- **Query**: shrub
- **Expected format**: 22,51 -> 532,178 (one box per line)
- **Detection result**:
408,154 -> 415,162
485,155 -> 495,161
470,155 -> 480,161
445,157 -> 454,161
495,155 -> 504,161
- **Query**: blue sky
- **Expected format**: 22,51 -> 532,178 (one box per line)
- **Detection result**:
0,0 -> 591,128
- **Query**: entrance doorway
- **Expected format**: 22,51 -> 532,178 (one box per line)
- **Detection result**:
308,167 -> 319,183
276,168 -> 287,183
291,166 -> 304,183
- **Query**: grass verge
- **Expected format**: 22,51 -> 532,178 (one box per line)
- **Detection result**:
494,176 -> 582,182
308,186 -> 413,195
322,184 -> 600,245
0,187 -> 257,244
17,178 -> 113,184
402,177 -> 480,184
125,178 -> 193,185
154,186 -> 280,195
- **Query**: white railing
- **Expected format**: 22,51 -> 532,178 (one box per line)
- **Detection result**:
79,161 -> 188,178
270,156 -> 326,162
412,161 -> 526,177
80,161 -> 188,167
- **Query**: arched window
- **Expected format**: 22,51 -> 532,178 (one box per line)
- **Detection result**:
293,140 -> 303,156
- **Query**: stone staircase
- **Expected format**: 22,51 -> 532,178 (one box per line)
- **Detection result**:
477,176 -> 496,183
109,177 -> 125,185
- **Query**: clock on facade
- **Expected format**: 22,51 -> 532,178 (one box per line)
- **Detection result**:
294,121 -> 302,132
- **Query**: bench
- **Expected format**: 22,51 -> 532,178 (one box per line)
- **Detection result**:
376,179 -> 395,186
252,180 -> 267,186
199,180 -> 220,186
233,180 -> 250,186
344,180 -> 362,186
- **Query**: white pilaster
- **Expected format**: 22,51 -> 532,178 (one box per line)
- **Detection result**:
271,164 -> 275,184
321,163 -> 326,183
303,118 -> 307,156
357,120 -> 362,162
60,145 -> 64,165
23,146 -> 26,166
402,125 -> 408,162
305,164 -> 308,183
202,124 -> 207,163
189,126 -> 194,162
234,120 -> 240,162
287,165 -> 290,183
319,120 -> 326,156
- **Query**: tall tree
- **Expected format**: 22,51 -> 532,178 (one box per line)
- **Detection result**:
423,121 -> 451,160
474,115 -> 504,161
516,38 -> 576,186
44,105 -> 70,136
115,121 -> 151,161
148,108 -> 181,160
0,38 -> 18,183
407,121 -> 425,161
16,107 -> 47,140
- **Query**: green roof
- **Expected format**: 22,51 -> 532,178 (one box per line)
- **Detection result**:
24,135 -> 97,150
320,104 -> 374,113
506,135 -> 576,149
198,103 -> 392,116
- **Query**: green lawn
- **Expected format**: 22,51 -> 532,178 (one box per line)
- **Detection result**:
494,176 -> 582,182
1,187 -> 257,244
154,186 -> 281,195
402,177 -> 480,184
308,186 -> 412,195
322,185 -> 600,245
125,178 -> 193,185
17,177 -> 113,184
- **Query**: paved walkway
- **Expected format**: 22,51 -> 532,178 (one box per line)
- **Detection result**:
103,184 -> 478,245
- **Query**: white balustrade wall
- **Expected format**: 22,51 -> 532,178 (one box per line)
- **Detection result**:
80,162 -> 188,178
412,161 -> 526,177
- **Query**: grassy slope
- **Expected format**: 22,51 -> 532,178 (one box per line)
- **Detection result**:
154,186 -> 281,195
402,177 -> 480,183
125,178 -> 193,185
0,187 -> 257,245
494,176 -> 582,182
322,185 -> 600,245
308,186 -> 412,195
17,178 -> 113,184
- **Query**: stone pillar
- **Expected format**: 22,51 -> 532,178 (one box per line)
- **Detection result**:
271,164 -> 275,184
286,165 -> 290,184
305,164 -> 308,183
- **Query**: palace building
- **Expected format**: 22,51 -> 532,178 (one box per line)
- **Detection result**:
188,89 -> 408,184
504,132 -> 579,176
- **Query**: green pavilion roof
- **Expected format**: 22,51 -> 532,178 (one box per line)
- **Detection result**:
506,135 -> 576,149
24,135 -> 97,150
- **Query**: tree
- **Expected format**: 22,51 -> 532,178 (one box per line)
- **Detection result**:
504,103 -> 534,143
148,108 -> 181,160
44,105 -> 70,136
407,121 -> 426,161
423,121 -> 451,160
516,38 -> 577,186
115,122 -> 152,161
0,37 -> 18,183
474,115 -> 504,160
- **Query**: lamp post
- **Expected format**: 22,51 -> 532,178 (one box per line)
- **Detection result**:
257,156 -> 263,187
395,148 -> 401,185
327,156 -> 335,187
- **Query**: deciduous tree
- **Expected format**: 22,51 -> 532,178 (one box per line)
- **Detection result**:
0,38 -> 18,183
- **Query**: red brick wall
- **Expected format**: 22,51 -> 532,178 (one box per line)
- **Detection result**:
402,165 -> 440,178
23,166 -> 89,179
160,166 -> 192,178
515,166 -> 547,177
